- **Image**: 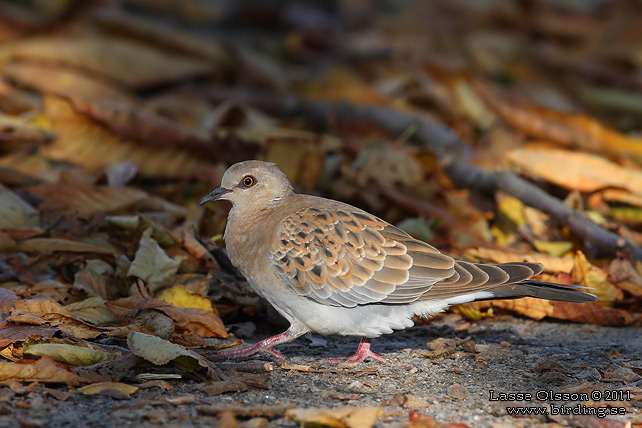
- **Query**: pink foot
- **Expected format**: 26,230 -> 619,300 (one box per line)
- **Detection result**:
324,338 -> 386,363
216,330 -> 296,359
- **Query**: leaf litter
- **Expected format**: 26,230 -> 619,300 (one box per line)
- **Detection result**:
0,1 -> 640,427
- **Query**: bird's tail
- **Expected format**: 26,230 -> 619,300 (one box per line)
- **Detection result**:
481,280 -> 597,303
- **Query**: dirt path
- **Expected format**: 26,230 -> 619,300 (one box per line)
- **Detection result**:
1,315 -> 640,427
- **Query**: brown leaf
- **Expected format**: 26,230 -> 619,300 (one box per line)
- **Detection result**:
69,98 -> 219,162
4,61 -> 135,103
0,355 -> 86,385
7,36 -> 212,89
0,325 -> 67,348
0,113 -> 54,144
29,176 -> 149,218
0,288 -> 18,321
42,95 -> 218,181
94,9 -> 229,67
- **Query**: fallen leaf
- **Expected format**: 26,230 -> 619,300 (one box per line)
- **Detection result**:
128,227 -> 182,293
572,251 -> 621,304
156,285 -> 214,313
42,95 -> 217,180
23,343 -> 113,366
65,297 -> 116,326
508,148 -> 642,194
286,407 -> 382,428
127,331 -> 218,379
78,381 -> 138,396
0,355 -> 86,385
0,184 -> 39,228
475,82 -> 642,162
7,36 -> 211,89
4,61 -> 135,103
464,247 -> 575,273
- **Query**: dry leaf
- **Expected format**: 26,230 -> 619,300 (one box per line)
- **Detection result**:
4,61 -> 135,103
464,247 -> 575,274
508,148 -> 642,194
572,251 -> 621,304
7,36 -> 211,89
156,285 -> 214,313
0,355 -> 86,385
78,381 -> 138,396
29,176 -> 149,217
286,407 -> 382,428
127,331 -> 218,379
128,227 -> 182,293
65,297 -> 116,326
23,343 -> 113,366
42,95 -> 217,180
0,184 -> 39,228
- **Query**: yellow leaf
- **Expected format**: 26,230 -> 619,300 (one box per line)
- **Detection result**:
286,407 -> 382,428
532,241 -> 573,257
571,251 -> 621,304
23,343 -> 113,367
156,285 -> 213,313
78,382 -> 138,396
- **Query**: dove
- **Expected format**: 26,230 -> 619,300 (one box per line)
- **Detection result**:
199,160 -> 596,362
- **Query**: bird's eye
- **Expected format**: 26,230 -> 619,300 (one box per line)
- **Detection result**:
241,175 -> 256,188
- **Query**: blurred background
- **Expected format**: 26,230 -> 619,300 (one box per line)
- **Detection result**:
1,0 -> 642,326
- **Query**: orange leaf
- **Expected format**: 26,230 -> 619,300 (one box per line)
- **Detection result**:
507,148 -> 642,194
0,356 -> 86,385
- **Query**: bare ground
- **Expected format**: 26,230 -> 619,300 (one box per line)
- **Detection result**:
1,314 -> 641,428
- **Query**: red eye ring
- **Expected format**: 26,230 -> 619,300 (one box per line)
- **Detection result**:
241,175 -> 256,187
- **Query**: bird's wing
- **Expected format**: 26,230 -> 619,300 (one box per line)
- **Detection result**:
270,206 -> 542,307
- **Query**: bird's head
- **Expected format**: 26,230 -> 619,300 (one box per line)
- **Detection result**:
198,160 -> 293,209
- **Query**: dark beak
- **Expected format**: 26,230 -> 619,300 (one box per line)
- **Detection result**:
198,187 -> 232,206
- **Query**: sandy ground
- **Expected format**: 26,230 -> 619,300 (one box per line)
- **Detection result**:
1,314 -> 641,428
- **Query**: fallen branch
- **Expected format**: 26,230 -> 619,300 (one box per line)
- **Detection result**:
203,87 -> 642,261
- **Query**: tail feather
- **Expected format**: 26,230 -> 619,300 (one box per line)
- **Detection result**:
481,280 -> 597,303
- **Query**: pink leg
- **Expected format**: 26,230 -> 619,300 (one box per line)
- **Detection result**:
325,337 -> 386,363
217,329 -> 301,359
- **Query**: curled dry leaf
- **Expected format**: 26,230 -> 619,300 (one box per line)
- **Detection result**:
285,406 -> 382,428
4,61 -> 135,103
128,227 -> 182,293
127,331 -> 219,379
7,36 -> 212,89
42,95 -> 217,180
23,343 -> 114,366
508,148 -> 642,194
0,355 -> 86,385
